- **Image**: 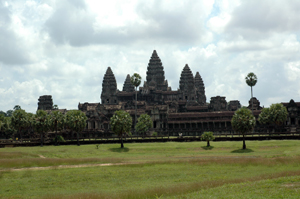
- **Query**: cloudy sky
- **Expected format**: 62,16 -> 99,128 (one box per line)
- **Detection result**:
1,0 -> 300,113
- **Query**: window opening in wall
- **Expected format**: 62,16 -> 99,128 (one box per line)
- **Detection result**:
291,118 -> 296,125
153,121 -> 157,128
185,96 -> 188,100
107,99 -> 109,103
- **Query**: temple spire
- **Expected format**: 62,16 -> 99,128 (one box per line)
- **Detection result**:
123,74 -> 135,92
195,71 -> 206,104
179,64 -> 194,91
145,50 -> 168,91
101,67 -> 118,104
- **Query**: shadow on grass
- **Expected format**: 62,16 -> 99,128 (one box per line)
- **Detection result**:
109,147 -> 130,153
201,146 -> 214,150
231,148 -> 254,153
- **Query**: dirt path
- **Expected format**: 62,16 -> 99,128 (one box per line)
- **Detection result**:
0,156 -> 261,172
1,162 -> 137,172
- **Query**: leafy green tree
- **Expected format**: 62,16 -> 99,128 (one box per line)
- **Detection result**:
49,110 -> 65,146
0,114 -> 4,131
53,104 -> 59,110
231,108 -> 256,149
201,131 -> 215,147
66,110 -> 87,146
258,103 -> 288,132
13,105 -> 21,111
110,110 -> 132,148
130,73 -> 142,134
135,114 -> 152,137
0,114 -> 6,138
6,110 -> 13,117
11,109 -> 28,142
26,113 -> 35,140
245,72 -> 257,113
0,111 -> 6,117
34,110 -> 50,147
0,116 -> 14,139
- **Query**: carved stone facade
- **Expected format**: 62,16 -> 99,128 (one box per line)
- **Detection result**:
247,97 -> 262,110
78,50 -> 247,134
38,50 -> 300,136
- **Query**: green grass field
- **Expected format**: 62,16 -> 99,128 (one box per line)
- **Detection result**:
1,140 -> 300,198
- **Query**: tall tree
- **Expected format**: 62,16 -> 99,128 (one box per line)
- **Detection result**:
231,108 -> 256,149
258,103 -> 288,132
53,105 -> 59,110
135,114 -> 153,137
34,110 -> 50,147
11,109 -> 28,142
110,110 -> 132,148
26,113 -> 35,140
130,73 -> 142,134
245,72 -> 258,114
0,116 -> 14,139
49,110 -> 65,146
0,114 -> 5,138
0,114 -> 4,131
2,117 -> 14,139
66,110 -> 87,146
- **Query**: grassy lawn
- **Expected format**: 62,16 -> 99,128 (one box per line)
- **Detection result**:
1,140 -> 300,198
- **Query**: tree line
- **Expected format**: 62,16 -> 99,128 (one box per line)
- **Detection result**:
0,106 -> 87,147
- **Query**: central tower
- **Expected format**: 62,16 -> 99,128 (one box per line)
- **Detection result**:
145,50 -> 168,91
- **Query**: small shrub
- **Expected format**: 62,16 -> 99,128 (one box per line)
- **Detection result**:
201,132 -> 215,147
152,132 -> 158,136
53,135 -> 66,144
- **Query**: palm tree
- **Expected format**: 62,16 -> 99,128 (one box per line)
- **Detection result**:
49,110 -> 65,146
11,109 -> 28,142
53,105 -> 59,110
130,73 -> 142,134
65,110 -> 87,146
34,110 -> 50,147
245,72 -> 258,114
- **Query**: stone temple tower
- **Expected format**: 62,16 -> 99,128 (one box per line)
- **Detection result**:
179,64 -> 197,101
144,50 -> 168,91
101,67 -> 118,105
194,72 -> 206,105
37,95 -> 53,110
122,74 -> 135,92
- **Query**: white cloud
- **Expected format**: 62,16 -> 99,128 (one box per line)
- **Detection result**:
285,61 -> 300,82
0,0 -> 300,113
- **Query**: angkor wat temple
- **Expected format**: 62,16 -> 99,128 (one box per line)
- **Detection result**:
39,50 -> 300,136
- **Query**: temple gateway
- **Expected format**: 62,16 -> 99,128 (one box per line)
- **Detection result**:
39,50 -> 300,136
